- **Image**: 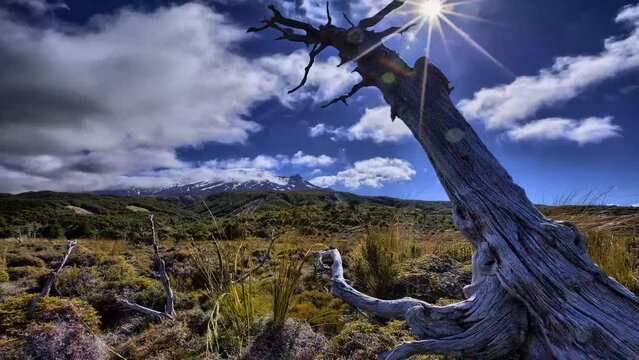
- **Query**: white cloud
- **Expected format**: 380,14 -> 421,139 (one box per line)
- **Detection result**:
0,4 -> 357,193
458,4 -> 639,130
309,106 -> 412,143
209,155 -> 288,170
258,51 -> 359,106
631,204 -> 639,208
308,123 -> 347,139
347,106 -> 412,143
0,151 -> 336,193
310,157 -> 415,189
506,117 -> 621,145
291,151 -> 336,167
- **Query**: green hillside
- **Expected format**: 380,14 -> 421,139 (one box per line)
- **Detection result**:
0,190 -> 452,241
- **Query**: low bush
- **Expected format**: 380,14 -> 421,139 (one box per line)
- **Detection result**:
0,294 -> 101,336
241,318 -> 327,360
6,253 -> 45,268
289,290 -> 351,336
121,318 -> 206,360
326,320 -> 414,360
24,320 -> 108,360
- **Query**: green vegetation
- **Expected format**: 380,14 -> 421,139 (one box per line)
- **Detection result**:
0,194 -> 638,359
0,190 -> 453,242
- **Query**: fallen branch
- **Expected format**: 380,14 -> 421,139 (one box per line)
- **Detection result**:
118,215 -> 175,319
28,239 -> 77,313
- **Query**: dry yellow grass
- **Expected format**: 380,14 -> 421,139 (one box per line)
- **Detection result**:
126,205 -> 150,213
65,205 -> 92,215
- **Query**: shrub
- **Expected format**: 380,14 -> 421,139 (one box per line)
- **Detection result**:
326,320 -> 415,360
289,290 -> 351,336
0,294 -> 101,336
241,318 -> 327,360
122,319 -> 206,360
65,221 -> 97,239
24,320 -> 108,360
6,266 -> 50,289
42,222 -> 66,239
6,254 -> 45,268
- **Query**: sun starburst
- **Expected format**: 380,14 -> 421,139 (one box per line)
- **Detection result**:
406,0 -> 506,70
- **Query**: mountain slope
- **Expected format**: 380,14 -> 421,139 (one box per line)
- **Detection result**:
97,175 -> 323,196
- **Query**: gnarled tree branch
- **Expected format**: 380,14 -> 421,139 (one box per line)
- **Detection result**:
358,0 -> 406,28
322,78 -> 370,107
315,245 -> 527,359
28,239 -> 77,313
119,215 -> 175,319
288,43 -> 328,94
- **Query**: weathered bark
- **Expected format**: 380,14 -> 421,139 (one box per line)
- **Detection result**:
119,215 -> 175,319
253,2 -> 639,358
28,239 -> 77,313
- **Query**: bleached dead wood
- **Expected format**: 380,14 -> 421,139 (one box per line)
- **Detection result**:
254,1 -> 639,358
28,239 -> 77,313
118,215 -> 175,319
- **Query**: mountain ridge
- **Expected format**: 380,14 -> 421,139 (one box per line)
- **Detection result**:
94,174 -> 324,197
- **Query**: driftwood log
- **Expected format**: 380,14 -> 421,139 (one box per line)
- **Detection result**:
252,1 -> 639,358
118,215 -> 175,319
27,239 -> 77,313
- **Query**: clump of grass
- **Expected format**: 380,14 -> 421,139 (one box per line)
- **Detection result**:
203,243 -> 271,357
585,230 -> 639,293
0,248 -> 8,282
429,231 -> 474,263
272,247 -> 313,329
351,223 -> 407,299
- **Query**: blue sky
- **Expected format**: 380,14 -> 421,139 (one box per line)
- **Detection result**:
0,0 -> 637,206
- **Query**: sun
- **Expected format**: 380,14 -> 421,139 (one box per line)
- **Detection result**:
419,0 -> 443,19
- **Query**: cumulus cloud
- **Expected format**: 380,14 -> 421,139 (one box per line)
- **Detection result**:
458,3 -> 639,132
0,4 -> 356,192
308,123 -> 347,140
309,106 -> 412,143
291,151 -> 336,167
506,117 -> 621,145
310,157 -> 415,189
347,106 -> 412,142
259,51 -> 359,106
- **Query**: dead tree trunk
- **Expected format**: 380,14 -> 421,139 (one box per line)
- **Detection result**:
118,215 -> 175,319
28,239 -> 77,313
252,2 -> 639,358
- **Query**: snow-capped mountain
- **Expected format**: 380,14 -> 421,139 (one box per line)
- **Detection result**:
98,175 -> 324,197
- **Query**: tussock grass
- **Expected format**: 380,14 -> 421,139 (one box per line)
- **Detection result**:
351,223 -> 411,298
585,230 -> 639,293
428,231 -> 474,263
272,245 -> 321,329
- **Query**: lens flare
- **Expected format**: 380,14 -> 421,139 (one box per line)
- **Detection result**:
419,0 -> 443,19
